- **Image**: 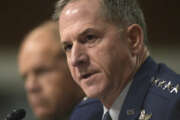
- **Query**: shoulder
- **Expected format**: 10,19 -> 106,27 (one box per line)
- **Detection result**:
69,98 -> 103,120
141,62 -> 180,119
151,63 -> 180,97
77,97 -> 102,106
148,63 -> 180,109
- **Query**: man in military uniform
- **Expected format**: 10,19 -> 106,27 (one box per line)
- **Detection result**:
53,0 -> 180,119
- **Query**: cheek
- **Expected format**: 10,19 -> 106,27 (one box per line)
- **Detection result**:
89,40 -> 129,83
67,60 -> 79,82
67,58 -> 73,74
91,52 -> 111,79
43,82 -> 64,108
42,74 -> 62,95
24,82 -> 29,91
90,43 -> 115,79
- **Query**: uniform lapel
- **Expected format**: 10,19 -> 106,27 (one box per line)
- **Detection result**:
118,57 -> 158,120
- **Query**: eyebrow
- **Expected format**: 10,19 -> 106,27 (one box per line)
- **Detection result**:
62,41 -> 69,46
78,28 -> 99,39
79,28 -> 94,36
61,28 -> 98,45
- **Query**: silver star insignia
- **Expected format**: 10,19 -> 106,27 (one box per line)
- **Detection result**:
138,109 -> 152,120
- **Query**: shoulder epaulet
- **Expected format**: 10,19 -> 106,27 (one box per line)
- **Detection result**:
77,97 -> 102,107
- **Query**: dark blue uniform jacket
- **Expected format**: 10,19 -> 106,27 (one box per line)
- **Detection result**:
70,98 -> 103,120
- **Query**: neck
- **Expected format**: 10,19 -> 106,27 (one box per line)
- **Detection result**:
135,45 -> 149,73
100,46 -> 149,109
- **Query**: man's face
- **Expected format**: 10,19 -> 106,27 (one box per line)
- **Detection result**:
18,33 -> 80,120
59,0 -> 134,100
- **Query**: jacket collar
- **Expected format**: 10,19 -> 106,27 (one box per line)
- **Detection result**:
118,56 -> 158,120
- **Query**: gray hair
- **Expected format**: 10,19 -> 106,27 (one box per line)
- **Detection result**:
52,0 -> 149,45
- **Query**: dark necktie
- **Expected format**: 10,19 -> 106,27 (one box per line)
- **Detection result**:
103,111 -> 112,120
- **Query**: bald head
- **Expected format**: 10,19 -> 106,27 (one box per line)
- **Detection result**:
20,21 -> 64,60
18,20 -> 84,120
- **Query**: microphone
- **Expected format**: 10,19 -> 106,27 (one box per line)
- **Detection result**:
5,109 -> 26,120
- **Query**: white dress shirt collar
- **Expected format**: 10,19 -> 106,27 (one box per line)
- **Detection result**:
102,81 -> 132,120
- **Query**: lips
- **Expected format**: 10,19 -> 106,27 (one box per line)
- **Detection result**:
79,71 -> 98,80
30,99 -> 41,106
29,97 -> 45,107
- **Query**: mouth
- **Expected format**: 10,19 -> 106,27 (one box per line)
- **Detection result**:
29,97 -> 44,106
80,71 -> 98,81
30,99 -> 40,106
81,73 -> 93,79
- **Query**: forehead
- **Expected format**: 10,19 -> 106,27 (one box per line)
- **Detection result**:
65,0 -> 100,14
19,45 -> 49,70
59,0 -> 108,42
19,40 -> 63,72
22,27 -> 61,58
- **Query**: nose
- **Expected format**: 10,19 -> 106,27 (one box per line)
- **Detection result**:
70,43 -> 89,67
25,73 -> 40,93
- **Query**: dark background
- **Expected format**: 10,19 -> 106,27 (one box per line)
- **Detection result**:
0,0 -> 179,120
0,0 -> 180,48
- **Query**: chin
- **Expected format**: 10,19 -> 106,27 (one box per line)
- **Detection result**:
86,94 -> 100,99
80,77 -> 104,98
37,113 -> 54,120
85,83 -> 109,101
34,108 -> 53,120
84,86 -> 102,99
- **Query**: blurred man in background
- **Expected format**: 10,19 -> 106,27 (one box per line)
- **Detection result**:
18,20 -> 84,120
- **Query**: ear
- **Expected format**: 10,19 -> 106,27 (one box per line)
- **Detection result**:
127,24 -> 144,56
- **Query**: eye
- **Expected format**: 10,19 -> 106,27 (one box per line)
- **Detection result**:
82,34 -> 97,43
36,67 -> 50,75
63,43 -> 72,51
86,34 -> 96,40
